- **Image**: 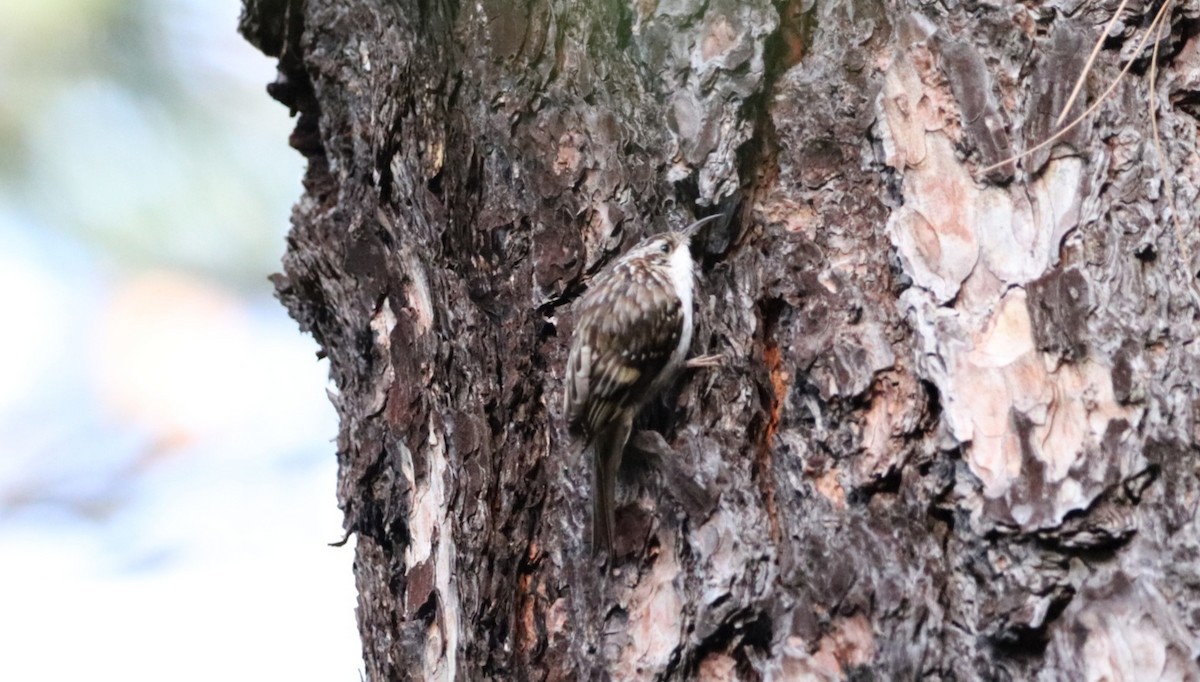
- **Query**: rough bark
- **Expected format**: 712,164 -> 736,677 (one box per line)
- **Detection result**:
241,0 -> 1200,679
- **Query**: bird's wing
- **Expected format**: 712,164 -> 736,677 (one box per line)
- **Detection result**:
565,259 -> 685,436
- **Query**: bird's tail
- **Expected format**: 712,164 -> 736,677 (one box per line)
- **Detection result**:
590,415 -> 632,556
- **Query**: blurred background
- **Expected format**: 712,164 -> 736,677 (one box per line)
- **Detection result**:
0,0 -> 360,678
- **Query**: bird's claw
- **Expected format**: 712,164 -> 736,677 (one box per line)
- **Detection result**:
686,353 -> 724,369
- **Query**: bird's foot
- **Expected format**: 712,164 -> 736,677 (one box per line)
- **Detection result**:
686,353 -> 724,369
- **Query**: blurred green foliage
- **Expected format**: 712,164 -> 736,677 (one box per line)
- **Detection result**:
0,0 -> 302,289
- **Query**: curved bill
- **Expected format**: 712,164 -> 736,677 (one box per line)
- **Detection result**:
681,213 -> 724,239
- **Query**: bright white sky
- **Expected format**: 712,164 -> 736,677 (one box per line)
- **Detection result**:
0,0 -> 362,678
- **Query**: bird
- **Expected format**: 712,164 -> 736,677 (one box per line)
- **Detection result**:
564,214 -> 723,556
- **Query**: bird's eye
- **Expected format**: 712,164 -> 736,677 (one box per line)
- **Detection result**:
659,242 -> 671,254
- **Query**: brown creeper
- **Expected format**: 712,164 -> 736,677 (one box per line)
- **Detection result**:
565,215 -> 721,555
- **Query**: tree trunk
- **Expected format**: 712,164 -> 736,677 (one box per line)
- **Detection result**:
240,0 -> 1200,678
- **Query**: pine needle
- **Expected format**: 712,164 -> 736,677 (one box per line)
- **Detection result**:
981,0 -> 1174,175
1055,0 -> 1131,127
1146,2 -> 1197,299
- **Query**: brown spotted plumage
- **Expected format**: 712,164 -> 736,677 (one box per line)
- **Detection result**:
565,215 -> 720,555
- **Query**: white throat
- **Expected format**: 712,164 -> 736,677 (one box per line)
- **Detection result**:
667,244 -> 695,368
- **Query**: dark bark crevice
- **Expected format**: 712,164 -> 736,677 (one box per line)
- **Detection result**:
241,0 -> 1200,677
